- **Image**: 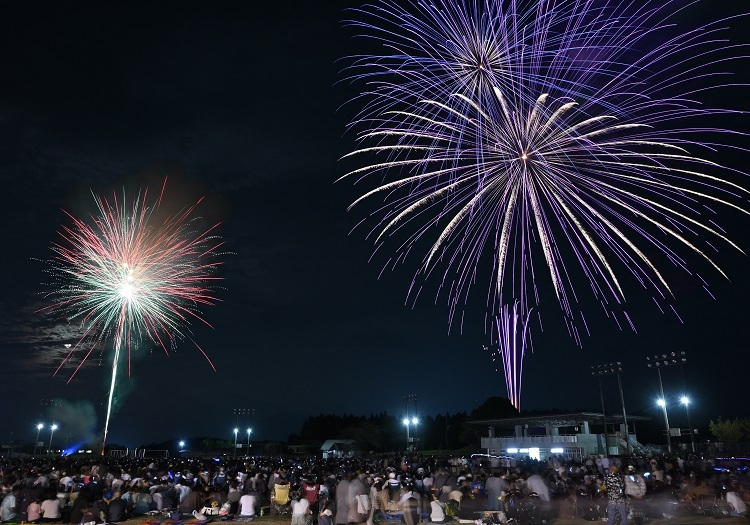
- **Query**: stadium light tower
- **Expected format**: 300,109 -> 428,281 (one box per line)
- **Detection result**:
34,423 -> 44,456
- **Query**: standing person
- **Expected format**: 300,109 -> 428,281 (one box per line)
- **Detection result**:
525,471 -> 550,502
335,473 -> 351,525
349,474 -> 370,525
302,476 -> 321,516
603,466 -> 627,525
485,472 -> 506,511
291,492 -> 312,525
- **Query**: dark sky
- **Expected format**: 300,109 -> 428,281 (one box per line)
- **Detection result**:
0,1 -> 748,450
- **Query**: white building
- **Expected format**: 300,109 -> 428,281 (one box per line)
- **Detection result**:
473,412 -> 649,461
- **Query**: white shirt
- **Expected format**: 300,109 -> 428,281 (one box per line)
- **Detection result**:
41,499 -> 62,518
430,500 -> 446,522
525,475 -> 550,502
239,494 -> 257,516
726,492 -> 747,514
60,476 -> 74,487
292,498 -> 310,516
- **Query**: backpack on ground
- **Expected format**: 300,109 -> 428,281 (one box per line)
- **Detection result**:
445,499 -> 459,517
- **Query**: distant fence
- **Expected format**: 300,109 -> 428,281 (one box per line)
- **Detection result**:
108,448 -> 169,459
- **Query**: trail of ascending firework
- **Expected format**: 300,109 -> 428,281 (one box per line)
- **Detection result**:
40,179 -> 225,453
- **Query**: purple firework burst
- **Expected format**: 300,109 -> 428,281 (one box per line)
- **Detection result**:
342,0 -> 749,345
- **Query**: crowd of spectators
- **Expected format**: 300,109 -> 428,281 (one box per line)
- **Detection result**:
0,452 -> 748,524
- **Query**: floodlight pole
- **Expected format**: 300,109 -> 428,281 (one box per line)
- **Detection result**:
34,424 -> 44,456
647,352 -> 686,454
656,368 -> 672,454
596,375 -> 609,457
677,357 -> 696,453
615,368 -> 630,457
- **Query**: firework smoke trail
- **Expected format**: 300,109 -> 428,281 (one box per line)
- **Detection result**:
342,0 -> 749,347
40,179 -> 224,453
487,302 -> 530,410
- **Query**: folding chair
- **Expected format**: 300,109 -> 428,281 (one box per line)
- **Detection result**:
272,483 -> 292,515
697,494 -> 717,518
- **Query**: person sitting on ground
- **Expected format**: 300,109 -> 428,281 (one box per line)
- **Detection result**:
457,485 -> 482,521
238,488 -> 257,517
90,492 -> 111,524
40,491 -> 62,523
131,485 -> 153,515
725,484 -> 748,517
107,492 -> 130,523
429,490 -> 448,523
401,496 -> 419,525
318,506 -> 334,525
179,485 -> 205,515
27,499 -> 42,523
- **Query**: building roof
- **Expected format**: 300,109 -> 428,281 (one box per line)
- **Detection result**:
320,439 -> 356,451
470,412 -> 650,429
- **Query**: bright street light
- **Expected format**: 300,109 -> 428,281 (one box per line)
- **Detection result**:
233,428 -> 239,457
680,396 -> 689,406
657,399 -> 666,407
179,440 -> 185,450
411,417 -> 418,425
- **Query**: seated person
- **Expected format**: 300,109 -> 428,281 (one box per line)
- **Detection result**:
457,485 -> 482,521
430,491 -> 448,523
40,493 -> 62,523
28,499 -> 42,523
107,493 -> 130,523
401,496 -> 419,525
239,491 -> 257,517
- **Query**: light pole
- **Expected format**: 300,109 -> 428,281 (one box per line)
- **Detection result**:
592,362 -> 631,456
647,353 -> 685,453
403,417 -> 418,452
656,398 -> 671,453
680,396 -> 696,453
246,428 -> 252,457
404,394 -> 418,452
33,424 -> 44,456
233,408 -> 252,428
233,428 -> 239,458
48,424 -> 58,455
591,367 -> 609,457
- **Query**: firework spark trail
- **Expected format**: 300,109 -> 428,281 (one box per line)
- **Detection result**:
39,179 -> 224,453
487,302 -> 530,410
342,0 -> 718,142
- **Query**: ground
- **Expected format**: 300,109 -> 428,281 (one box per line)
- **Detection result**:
116,515 -> 749,525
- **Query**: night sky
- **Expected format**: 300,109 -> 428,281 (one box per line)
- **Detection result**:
0,1 -> 748,450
